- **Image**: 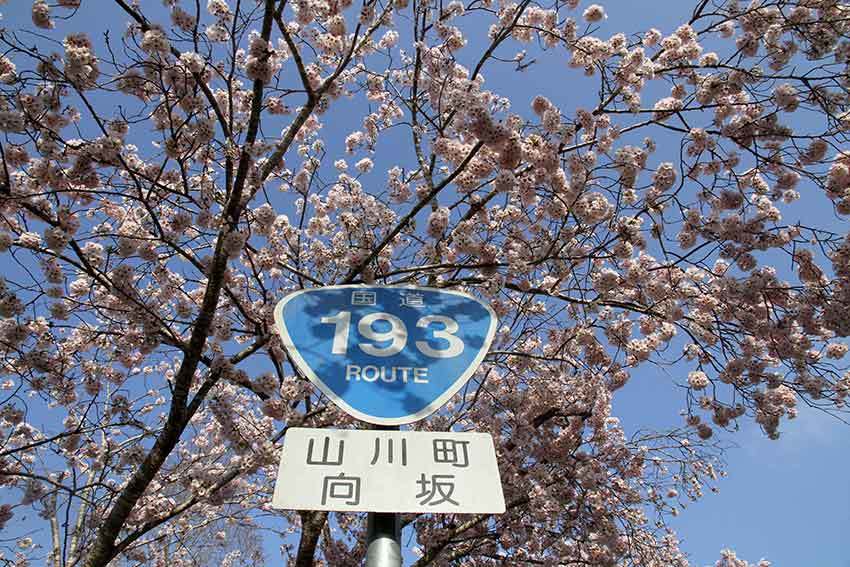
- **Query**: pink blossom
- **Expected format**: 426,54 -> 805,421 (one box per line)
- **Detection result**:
583,4 -> 606,23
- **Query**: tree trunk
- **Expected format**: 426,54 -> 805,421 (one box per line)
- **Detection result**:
294,511 -> 328,567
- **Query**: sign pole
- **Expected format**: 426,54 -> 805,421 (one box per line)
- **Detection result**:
365,511 -> 401,567
365,424 -> 401,567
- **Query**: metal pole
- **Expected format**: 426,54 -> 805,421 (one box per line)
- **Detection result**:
365,424 -> 402,567
365,511 -> 401,567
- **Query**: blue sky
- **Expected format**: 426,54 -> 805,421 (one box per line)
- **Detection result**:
3,1 -> 850,565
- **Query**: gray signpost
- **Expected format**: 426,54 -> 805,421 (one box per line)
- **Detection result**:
366,512 -> 401,567
366,425 -> 401,567
272,286 -> 502,566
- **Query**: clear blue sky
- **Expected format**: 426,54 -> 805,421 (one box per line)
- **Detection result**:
3,1 -> 850,566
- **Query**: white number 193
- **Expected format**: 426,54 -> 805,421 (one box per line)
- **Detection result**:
320,311 -> 464,358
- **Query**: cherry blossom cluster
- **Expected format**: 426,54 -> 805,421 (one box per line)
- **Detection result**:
2,0 -> 849,564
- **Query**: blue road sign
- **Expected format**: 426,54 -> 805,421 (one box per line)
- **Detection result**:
273,285 -> 498,425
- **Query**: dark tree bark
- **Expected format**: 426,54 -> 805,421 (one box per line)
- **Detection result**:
294,511 -> 329,567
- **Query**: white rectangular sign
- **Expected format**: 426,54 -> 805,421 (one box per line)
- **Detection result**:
272,428 -> 505,514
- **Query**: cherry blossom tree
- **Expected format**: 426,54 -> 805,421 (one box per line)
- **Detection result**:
0,0 -> 846,565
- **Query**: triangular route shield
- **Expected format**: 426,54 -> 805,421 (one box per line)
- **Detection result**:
273,285 -> 497,425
